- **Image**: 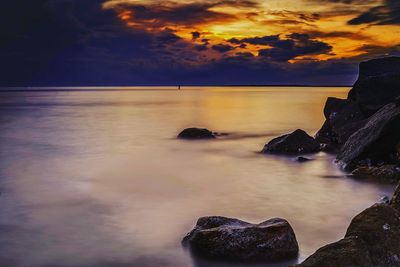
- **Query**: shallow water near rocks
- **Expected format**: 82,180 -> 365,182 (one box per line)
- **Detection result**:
0,87 -> 394,267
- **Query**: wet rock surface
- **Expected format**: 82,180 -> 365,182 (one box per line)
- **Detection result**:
350,165 -> 400,183
297,204 -> 400,267
178,128 -> 216,139
336,102 -> 400,171
262,129 -> 320,155
294,236 -> 373,267
182,216 -> 299,262
297,181 -> 400,267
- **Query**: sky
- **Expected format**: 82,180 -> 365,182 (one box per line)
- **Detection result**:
1,0 -> 399,86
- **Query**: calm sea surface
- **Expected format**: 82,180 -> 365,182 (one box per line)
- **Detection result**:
0,87 -> 394,267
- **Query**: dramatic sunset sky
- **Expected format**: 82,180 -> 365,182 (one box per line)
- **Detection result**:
1,0 -> 399,85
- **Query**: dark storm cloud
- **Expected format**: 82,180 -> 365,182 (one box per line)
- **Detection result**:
258,35 -> 332,62
111,0 -> 258,28
0,0 -> 395,86
229,33 -> 332,62
212,44 -> 235,53
348,0 -> 400,25
191,31 -> 201,40
229,35 -> 280,45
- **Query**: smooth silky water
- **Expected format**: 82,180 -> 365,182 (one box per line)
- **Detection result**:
0,87 -> 394,267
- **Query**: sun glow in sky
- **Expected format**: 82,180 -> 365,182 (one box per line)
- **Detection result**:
103,0 -> 400,63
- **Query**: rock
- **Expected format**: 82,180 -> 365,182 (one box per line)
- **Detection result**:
297,204 -> 400,267
315,97 -> 365,145
348,57 -> 400,114
178,128 -> 216,139
320,143 -> 338,154
345,204 -> 400,266
390,182 -> 400,211
350,165 -> 400,183
182,216 -> 299,262
296,156 -> 313,162
336,102 -> 400,171
295,236 -> 373,267
262,129 -> 320,155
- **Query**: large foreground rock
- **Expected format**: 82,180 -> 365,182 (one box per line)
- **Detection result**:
348,57 -> 400,114
182,216 -> 299,262
178,128 -> 216,139
262,129 -> 320,155
297,204 -> 400,267
295,236 -> 373,267
336,102 -> 400,170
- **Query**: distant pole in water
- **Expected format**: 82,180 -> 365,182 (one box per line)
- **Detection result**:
178,85 -> 181,90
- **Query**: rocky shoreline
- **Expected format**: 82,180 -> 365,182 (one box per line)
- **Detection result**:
180,57 -> 400,266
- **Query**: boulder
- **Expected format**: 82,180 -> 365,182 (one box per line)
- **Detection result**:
345,204 -> 400,266
262,129 -> 320,155
390,182 -> 400,211
350,165 -> 400,183
315,97 -> 365,145
297,204 -> 400,267
182,216 -> 299,262
295,236 -> 373,267
178,128 -> 216,139
348,57 -> 400,114
336,102 -> 400,171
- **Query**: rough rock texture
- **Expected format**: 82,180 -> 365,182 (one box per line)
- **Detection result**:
297,204 -> 400,267
182,216 -> 299,262
345,204 -> 400,266
178,128 -> 216,139
390,182 -> 400,211
315,97 -> 365,145
348,57 -> 400,114
295,236 -> 373,267
336,102 -> 400,170
262,129 -> 320,155
351,165 -> 400,183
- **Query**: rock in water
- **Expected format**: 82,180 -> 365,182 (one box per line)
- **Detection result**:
182,216 -> 299,262
348,57 -> 400,114
350,165 -> 400,183
390,183 -> 400,211
315,97 -> 365,145
336,102 -> 400,170
296,204 -> 400,267
262,129 -> 320,155
294,236 -> 374,267
345,204 -> 400,266
178,128 -> 216,139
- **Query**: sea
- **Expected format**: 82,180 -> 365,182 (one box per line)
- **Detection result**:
0,87 -> 394,267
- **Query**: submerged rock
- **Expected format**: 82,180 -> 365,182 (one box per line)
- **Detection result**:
336,102 -> 400,171
178,128 -> 216,139
350,165 -> 400,183
296,156 -> 313,162
348,57 -> 400,114
297,203 -> 400,267
262,129 -> 320,155
182,216 -> 299,262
